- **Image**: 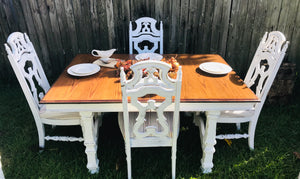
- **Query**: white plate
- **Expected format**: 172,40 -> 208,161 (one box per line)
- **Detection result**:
199,62 -> 232,75
67,63 -> 100,76
135,53 -> 163,61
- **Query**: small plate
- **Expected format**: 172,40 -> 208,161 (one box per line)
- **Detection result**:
93,59 -> 118,68
67,63 -> 100,76
135,53 -> 163,61
199,62 -> 232,75
99,57 -> 115,64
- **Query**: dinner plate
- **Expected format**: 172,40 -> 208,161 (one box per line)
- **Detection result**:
67,63 -> 100,76
199,62 -> 232,75
135,53 -> 163,61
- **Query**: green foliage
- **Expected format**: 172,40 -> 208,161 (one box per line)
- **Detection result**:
0,84 -> 299,178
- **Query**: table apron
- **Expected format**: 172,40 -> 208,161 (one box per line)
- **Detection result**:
43,102 -> 256,112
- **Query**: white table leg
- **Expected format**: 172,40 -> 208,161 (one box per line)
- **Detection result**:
80,112 -> 99,174
201,111 -> 219,173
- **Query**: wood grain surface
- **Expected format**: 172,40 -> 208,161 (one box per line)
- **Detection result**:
40,54 -> 258,104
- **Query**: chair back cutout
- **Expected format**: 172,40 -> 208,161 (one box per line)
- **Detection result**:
5,32 -> 50,111
129,17 -> 163,54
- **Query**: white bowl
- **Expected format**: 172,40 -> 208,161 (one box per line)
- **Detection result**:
135,53 -> 163,61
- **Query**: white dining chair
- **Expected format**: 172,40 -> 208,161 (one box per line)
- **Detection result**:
118,60 -> 182,179
129,17 -> 163,54
4,32 -> 101,149
194,31 -> 289,150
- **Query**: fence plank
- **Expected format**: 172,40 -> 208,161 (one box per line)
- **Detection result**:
201,0 -> 215,53
81,0 -> 93,52
161,0 -> 171,53
248,0 -> 268,64
195,0 -> 206,53
90,0 -> 100,50
210,0 -> 231,57
226,0 -> 250,73
289,3 -> 300,66
2,0 -> 18,33
73,0 -> 85,53
54,0 -> 73,65
96,0 -> 109,50
38,0 -> 64,76
277,0 -> 299,62
169,0 -> 180,52
11,1 -> 28,33
0,0 -> 299,83
122,0 -> 130,53
265,0 -> 282,31
26,0 -> 51,74
0,1 -> 10,40
0,4 -> 11,81
20,1 -> 41,56
106,0 -> 115,48
63,0 -> 78,57
186,0 -> 199,53
178,0 -> 189,53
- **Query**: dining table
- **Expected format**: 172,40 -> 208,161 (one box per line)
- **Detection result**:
40,54 -> 259,174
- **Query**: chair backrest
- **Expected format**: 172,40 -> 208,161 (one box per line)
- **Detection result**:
129,17 -> 163,54
4,32 -> 50,114
244,31 -> 289,104
120,60 -> 182,140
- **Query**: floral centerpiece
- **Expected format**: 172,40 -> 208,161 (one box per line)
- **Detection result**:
114,56 -> 180,79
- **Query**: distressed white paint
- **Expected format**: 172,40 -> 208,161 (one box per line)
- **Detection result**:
44,136 -> 84,142
118,60 -> 182,179
0,155 -> 4,179
215,134 -> 249,139
5,32 -> 101,174
194,31 -> 289,173
129,17 -> 163,54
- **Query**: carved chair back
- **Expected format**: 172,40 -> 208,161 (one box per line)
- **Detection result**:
120,60 -> 182,144
5,32 -> 50,115
129,17 -> 163,54
244,31 -> 289,110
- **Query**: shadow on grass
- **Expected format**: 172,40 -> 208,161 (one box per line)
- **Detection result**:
0,83 -> 300,178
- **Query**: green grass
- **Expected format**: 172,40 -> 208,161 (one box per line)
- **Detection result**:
0,83 -> 299,178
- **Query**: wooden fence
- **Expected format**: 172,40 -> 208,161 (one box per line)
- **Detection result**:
0,0 -> 299,83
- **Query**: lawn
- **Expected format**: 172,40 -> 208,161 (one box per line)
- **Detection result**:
0,82 -> 299,178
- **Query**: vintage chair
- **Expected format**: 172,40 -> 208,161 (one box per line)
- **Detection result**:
118,60 -> 182,179
129,17 -> 163,54
4,32 -> 100,149
194,31 -> 289,150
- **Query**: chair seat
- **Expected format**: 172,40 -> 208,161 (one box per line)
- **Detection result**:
217,109 -> 255,123
220,109 -> 255,118
40,111 -> 80,119
40,111 -> 81,125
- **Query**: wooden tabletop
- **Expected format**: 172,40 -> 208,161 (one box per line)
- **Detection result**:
40,54 -> 259,104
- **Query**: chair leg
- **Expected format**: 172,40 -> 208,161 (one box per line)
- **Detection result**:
34,118 -> 46,148
171,145 -> 177,179
125,142 -> 132,179
236,123 -> 241,130
93,113 -> 103,143
193,113 -> 205,149
248,117 -> 258,150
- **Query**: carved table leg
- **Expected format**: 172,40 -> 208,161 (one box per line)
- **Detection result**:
201,111 -> 219,173
80,112 -> 99,174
